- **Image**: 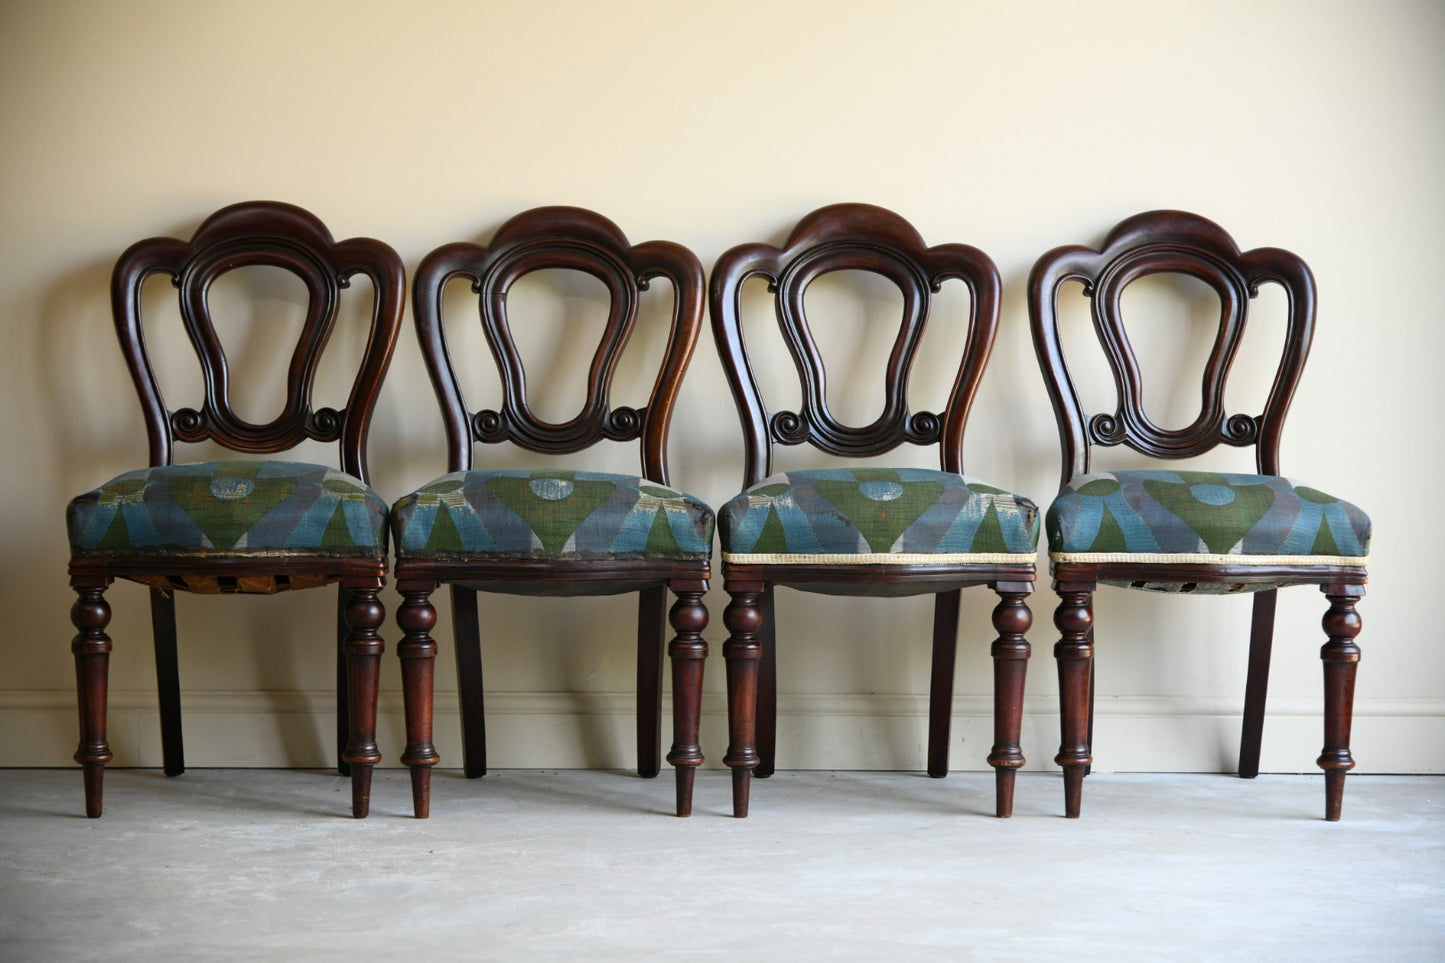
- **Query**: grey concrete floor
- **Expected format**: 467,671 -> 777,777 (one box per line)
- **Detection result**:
1,769 -> 1441,962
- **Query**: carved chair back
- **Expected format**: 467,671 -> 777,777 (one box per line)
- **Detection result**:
410,206 -> 705,485
710,203 -> 1002,488
111,201 -> 405,480
1028,210 -> 1317,489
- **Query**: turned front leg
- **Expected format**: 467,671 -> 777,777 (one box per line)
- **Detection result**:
664,588 -> 707,817
341,585 -> 384,818
71,583 -> 114,818
1053,583 -> 1094,818
986,585 -> 1032,818
397,581 -> 440,818
1318,585 -> 1363,821
722,585 -> 762,817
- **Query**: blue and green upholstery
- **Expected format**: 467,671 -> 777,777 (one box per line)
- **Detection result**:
67,460 -> 388,558
1047,470 -> 1370,579
392,469 -> 713,562
719,468 -> 1039,564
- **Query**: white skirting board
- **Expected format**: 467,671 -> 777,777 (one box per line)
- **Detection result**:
3,689 -> 1442,773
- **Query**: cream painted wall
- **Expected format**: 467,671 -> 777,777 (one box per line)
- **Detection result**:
2,0 -> 1441,780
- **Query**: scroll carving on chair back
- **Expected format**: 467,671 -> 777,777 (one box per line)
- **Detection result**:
710,203 -> 1001,488
110,201 -> 405,480
410,206 -> 705,484
1028,210 -> 1317,487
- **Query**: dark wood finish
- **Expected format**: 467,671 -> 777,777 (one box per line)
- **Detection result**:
1239,588 -> 1278,778
1319,583 -> 1362,821
450,585 -> 487,778
396,581 -> 441,818
1051,579 -> 1095,819
721,583 -> 764,817
665,590 -> 709,816
1029,210 -> 1368,818
149,588 -> 184,777
927,589 -> 962,778
753,587 -> 778,779
711,204 -> 1035,817
395,207 -> 710,817
68,201 -> 404,817
1030,210 -> 1316,485
987,583 -> 1033,817
635,585 -> 668,779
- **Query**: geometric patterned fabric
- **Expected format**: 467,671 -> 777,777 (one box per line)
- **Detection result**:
67,460 -> 388,557
719,468 -> 1040,564
1047,470 -> 1370,563
391,469 -> 714,562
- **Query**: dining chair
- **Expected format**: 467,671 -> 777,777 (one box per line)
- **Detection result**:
1028,210 -> 1371,819
390,207 -> 713,818
711,203 -> 1039,818
66,200 -> 405,817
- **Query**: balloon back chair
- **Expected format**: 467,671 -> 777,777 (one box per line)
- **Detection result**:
1028,210 -> 1371,820
390,207 -> 713,818
711,203 -> 1039,818
66,201 -> 405,817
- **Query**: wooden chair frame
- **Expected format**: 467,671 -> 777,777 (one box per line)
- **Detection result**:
393,207 -> 710,817
69,201 -> 405,817
711,203 -> 1035,818
1028,210 -> 1367,820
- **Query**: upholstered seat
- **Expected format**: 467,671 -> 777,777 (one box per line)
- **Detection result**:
721,468 -> 1038,563
69,461 -> 388,562
394,469 -> 712,564
1048,470 -> 1370,576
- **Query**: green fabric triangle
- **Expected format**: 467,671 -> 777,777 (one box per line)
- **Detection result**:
96,509 -> 131,551
1310,518 -> 1341,555
1088,504 -> 1128,553
1143,479 -> 1273,554
488,475 -> 617,555
169,465 -> 298,550
814,477 -> 941,553
971,502 -> 1006,553
644,506 -> 682,555
320,503 -> 352,549
752,508 -> 790,553
425,503 -> 464,553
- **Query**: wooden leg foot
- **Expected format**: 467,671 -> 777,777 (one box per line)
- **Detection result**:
674,766 -> 695,818
732,767 -> 751,818
411,767 -> 432,819
1324,769 -> 1346,822
351,764 -> 373,819
994,768 -> 1016,819
1063,766 -> 1084,818
82,764 -> 105,819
